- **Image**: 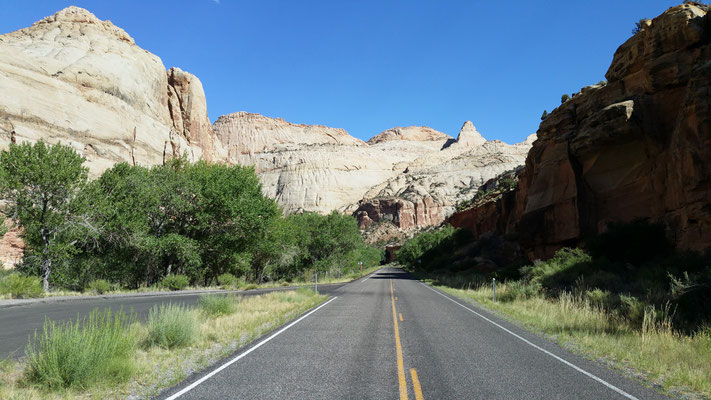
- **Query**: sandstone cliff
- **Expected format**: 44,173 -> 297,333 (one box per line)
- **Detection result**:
450,3 -> 711,259
212,113 -> 528,215
0,6 -> 216,177
354,121 -> 531,234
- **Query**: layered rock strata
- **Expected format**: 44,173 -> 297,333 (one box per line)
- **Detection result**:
450,4 -> 711,259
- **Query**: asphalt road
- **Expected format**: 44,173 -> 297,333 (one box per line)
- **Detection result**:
0,283 -> 344,359
158,266 -> 669,400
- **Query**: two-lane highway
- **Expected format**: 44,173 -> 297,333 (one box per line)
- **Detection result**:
160,267 -> 669,399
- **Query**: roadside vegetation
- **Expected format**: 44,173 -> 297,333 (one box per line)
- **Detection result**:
400,220 -> 711,398
0,288 -> 325,399
0,141 -> 383,299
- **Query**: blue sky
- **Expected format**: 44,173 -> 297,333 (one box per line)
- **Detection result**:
0,0 -> 678,143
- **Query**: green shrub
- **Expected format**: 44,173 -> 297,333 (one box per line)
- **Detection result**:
87,279 -> 112,295
217,273 -> 239,288
584,288 -> 618,310
561,94 -> 570,103
0,273 -> 44,298
541,110 -> 548,120
619,294 -> 646,326
520,247 -> 592,289
198,294 -> 236,317
25,308 -> 137,389
243,283 -> 258,290
499,177 -> 517,191
144,303 -> 197,349
160,274 -> 190,291
500,280 -> 541,302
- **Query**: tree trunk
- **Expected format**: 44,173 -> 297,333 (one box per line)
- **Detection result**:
41,228 -> 51,292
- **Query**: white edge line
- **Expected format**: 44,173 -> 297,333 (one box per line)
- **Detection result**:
420,283 -> 639,400
165,296 -> 338,400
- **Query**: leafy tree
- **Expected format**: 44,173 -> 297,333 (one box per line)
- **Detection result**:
77,159 -> 278,287
540,110 -> 548,120
561,94 -> 570,103
0,141 -> 88,291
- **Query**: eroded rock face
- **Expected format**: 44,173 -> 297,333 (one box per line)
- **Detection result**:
0,6 -> 216,176
451,4 -> 711,259
212,113 -> 530,216
353,122 -> 532,231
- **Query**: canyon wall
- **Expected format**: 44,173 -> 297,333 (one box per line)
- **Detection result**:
451,3 -> 711,259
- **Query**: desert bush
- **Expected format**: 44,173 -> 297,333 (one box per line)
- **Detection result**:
217,273 -> 240,288
199,294 -> 236,317
160,274 -> 190,291
144,303 -> 198,349
499,280 -> 541,302
25,308 -> 137,389
520,247 -> 592,289
87,279 -> 112,294
499,177 -> 517,191
0,273 -> 44,298
618,294 -> 646,326
583,288 -> 619,310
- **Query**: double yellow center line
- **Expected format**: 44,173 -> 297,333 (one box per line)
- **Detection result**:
390,279 -> 424,400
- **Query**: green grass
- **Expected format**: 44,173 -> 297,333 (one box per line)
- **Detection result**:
434,281 -> 711,399
144,303 -> 198,349
198,294 -> 236,317
24,308 -> 138,389
0,273 -> 44,299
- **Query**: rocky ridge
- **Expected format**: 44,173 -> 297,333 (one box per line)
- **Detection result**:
212,114 -> 532,215
450,3 -> 711,259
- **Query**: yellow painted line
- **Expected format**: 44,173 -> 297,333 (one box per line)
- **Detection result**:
391,280 -> 408,400
399,313 -> 404,322
411,369 -> 424,400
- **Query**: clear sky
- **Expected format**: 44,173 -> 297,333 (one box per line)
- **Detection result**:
0,0 -> 678,143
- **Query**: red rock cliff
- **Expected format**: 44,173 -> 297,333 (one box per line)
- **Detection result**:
451,4 -> 711,260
